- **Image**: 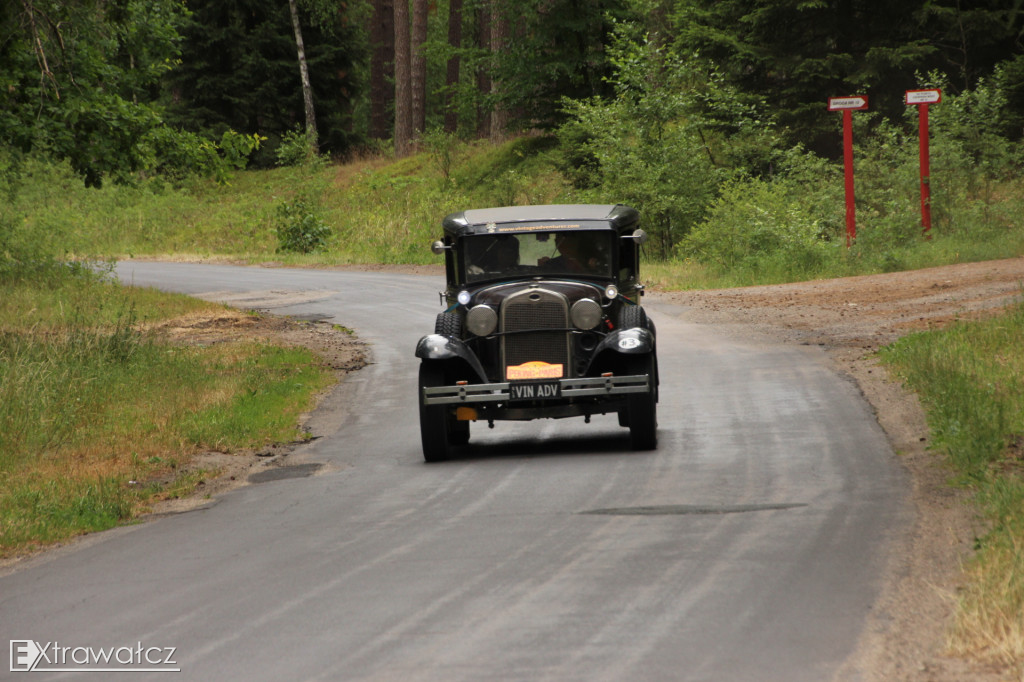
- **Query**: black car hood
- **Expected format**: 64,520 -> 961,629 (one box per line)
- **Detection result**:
469,280 -> 606,307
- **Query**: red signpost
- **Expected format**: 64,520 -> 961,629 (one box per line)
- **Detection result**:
828,96 -> 869,246
905,89 -> 941,238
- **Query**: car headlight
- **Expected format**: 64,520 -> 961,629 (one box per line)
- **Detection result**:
466,304 -> 498,336
570,298 -> 602,329
604,285 -> 619,300
457,290 -> 472,306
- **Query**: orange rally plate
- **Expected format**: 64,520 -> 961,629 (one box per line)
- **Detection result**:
506,361 -> 563,380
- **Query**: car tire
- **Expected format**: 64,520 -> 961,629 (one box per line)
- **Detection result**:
618,304 -> 648,330
419,362 -> 452,462
434,312 -> 462,337
626,355 -> 657,450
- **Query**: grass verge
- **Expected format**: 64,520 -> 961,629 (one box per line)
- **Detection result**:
880,299 -> 1024,665
0,269 -> 334,559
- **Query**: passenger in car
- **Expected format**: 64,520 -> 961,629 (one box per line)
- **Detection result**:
541,233 -> 602,274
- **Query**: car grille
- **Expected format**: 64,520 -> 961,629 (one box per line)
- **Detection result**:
501,288 -> 570,378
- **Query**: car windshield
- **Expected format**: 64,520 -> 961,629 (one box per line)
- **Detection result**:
462,230 -> 614,283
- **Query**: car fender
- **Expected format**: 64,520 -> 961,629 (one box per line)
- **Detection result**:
415,334 -> 489,383
594,327 -> 654,356
581,327 -> 655,376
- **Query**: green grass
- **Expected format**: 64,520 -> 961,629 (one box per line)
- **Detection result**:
14,137 -> 574,266
0,270 -> 334,558
660,222 -> 1024,290
881,300 -> 1024,664
15,136 -> 1024,284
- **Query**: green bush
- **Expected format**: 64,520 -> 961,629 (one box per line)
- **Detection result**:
421,127 -> 465,185
273,197 -> 332,254
676,149 -> 844,280
145,128 -> 264,185
844,117 -> 922,253
275,129 -> 317,168
556,31 -> 723,258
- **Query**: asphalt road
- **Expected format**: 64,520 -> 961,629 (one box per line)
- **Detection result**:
1,262 -> 908,681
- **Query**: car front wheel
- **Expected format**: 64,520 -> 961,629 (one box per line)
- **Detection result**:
626,355 -> 657,450
419,362 -> 452,462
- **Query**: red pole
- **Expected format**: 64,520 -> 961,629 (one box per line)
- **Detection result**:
919,103 -> 932,238
842,109 -> 856,246
830,94 -> 867,246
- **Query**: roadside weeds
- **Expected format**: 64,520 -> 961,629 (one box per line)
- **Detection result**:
0,296 -> 365,564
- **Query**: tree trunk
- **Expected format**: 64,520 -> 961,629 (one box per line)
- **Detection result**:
288,0 -> 318,155
444,0 -> 462,133
21,0 -> 60,98
411,0 -> 428,138
475,1 -> 491,139
489,0 -> 509,143
370,0 -> 395,140
394,0 -> 413,157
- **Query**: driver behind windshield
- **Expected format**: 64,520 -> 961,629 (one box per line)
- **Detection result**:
539,233 -> 605,274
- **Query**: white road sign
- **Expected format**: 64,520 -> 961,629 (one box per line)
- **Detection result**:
828,96 -> 868,111
905,89 -> 942,105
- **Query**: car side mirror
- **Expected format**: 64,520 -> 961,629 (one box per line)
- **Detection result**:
625,229 -> 647,244
431,240 -> 450,255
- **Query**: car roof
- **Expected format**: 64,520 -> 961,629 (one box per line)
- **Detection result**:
441,204 -> 639,238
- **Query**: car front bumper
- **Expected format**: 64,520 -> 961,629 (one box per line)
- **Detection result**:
422,374 -> 650,406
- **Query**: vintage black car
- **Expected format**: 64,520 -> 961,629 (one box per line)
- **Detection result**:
415,204 -> 658,461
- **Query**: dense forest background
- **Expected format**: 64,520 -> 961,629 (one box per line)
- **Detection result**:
3,0 -> 1024,261
4,1 -> 1022,175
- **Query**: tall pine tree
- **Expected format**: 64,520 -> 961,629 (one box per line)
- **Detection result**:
671,0 -> 1023,154
164,0 -> 364,163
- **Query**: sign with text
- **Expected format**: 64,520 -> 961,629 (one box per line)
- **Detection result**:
828,95 -> 869,245
905,89 -> 942,236
506,361 -> 563,381
905,89 -> 941,105
509,381 -> 561,402
827,96 -> 868,111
